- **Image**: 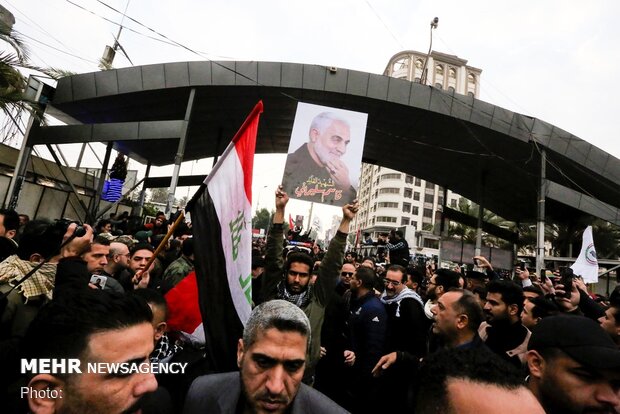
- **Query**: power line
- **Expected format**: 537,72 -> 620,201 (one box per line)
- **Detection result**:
19,32 -> 100,65
363,0 -> 404,49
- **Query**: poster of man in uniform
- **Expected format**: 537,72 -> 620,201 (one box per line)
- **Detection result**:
282,102 -> 368,206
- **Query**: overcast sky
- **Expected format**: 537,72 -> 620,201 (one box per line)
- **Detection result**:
7,0 -> 620,230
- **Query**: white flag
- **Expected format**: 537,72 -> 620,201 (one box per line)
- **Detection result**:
570,226 -> 599,283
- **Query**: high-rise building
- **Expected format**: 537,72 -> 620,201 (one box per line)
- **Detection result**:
350,50 -> 481,247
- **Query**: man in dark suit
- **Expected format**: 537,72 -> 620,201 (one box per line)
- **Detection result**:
183,300 -> 348,414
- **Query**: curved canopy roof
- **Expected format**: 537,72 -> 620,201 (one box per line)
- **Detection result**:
32,61 -> 620,225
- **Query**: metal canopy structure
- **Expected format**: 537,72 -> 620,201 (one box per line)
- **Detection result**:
22,61 -> 620,226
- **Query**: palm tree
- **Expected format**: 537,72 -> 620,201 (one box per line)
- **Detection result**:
0,9 -> 73,142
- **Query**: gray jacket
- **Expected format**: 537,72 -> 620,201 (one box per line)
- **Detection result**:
183,372 -> 348,414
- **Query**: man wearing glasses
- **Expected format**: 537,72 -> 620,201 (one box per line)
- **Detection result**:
372,264 -> 428,412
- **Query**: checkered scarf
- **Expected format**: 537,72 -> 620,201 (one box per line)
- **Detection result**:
150,332 -> 183,363
277,280 -> 312,308
0,255 -> 57,301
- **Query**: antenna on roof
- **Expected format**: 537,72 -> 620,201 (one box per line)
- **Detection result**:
99,0 -> 133,69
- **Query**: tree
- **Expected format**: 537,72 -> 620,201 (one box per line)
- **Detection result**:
0,8 -> 73,142
252,208 -> 271,231
149,188 -> 169,204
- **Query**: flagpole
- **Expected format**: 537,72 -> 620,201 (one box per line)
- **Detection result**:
186,101 -> 264,213
138,211 -> 186,281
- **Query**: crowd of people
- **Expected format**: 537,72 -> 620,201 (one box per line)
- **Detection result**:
0,186 -> 619,413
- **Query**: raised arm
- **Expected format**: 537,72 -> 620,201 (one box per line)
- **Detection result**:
262,186 -> 288,298
314,200 -> 359,305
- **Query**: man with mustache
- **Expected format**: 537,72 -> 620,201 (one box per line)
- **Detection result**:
282,112 -> 357,205
184,300 -> 347,414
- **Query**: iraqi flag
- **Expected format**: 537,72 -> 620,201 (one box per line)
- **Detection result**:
570,225 -> 599,283
187,101 -> 263,372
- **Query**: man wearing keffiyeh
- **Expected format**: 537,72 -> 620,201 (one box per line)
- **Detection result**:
262,186 -> 358,385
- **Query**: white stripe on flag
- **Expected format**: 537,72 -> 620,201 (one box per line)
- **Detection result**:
207,147 -> 253,325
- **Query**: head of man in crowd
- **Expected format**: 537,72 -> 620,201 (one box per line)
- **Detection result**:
18,213 -> 30,227
22,290 -> 157,414
432,289 -> 485,348
339,262 -> 355,289
283,252 -> 314,294
360,256 -> 375,269
153,211 -> 166,228
349,266 -> 375,298
406,267 -> 423,292
95,219 -> 112,234
416,348 -> 544,413
15,219 -> 66,263
81,235 -> 110,275
521,297 -> 559,330
133,288 -> 169,343
236,300 -> 311,414
427,269 -> 460,301
105,241 -> 131,274
526,315 -> 620,414
307,112 -> 351,170
484,280 -> 524,326
0,208 -> 19,239
598,295 -> 620,346
384,265 -> 407,298
129,243 -> 155,274
523,285 -> 544,301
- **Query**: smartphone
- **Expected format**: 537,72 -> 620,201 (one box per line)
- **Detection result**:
519,262 -> 526,271
540,269 -> 548,284
559,268 -> 574,299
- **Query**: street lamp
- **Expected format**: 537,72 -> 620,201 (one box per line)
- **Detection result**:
420,17 -> 439,85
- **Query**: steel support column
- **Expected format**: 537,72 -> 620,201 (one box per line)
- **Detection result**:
166,88 -> 196,215
536,149 -> 547,277
90,142 -> 113,224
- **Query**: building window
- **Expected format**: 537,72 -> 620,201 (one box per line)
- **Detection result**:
424,239 -> 439,249
415,177 -> 421,186
412,221 -> 418,229
379,188 -> 400,195
425,181 -> 434,189
435,64 -> 444,89
378,202 -> 398,208
467,73 -> 477,96
448,67 -> 457,91
404,188 -> 413,198
402,202 -> 411,213
438,196 -> 444,206
423,208 -> 433,218
412,206 -> 419,215
450,199 -> 457,208
377,216 -> 397,223
401,217 -> 410,225
392,57 -> 409,73
413,191 -> 420,201
424,194 -> 434,203
380,173 -> 401,181
405,175 -> 414,184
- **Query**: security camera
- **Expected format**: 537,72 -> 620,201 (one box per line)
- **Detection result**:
431,17 -> 439,28
328,66 -> 338,73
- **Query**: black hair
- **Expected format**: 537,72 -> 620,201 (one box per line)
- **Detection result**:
387,264 -> 407,283
16,219 -> 65,260
131,242 -> 155,256
284,252 -> 314,273
415,348 -> 525,413
0,208 -> 19,232
487,280 -> 525,314
449,289 -> 485,332
95,218 -> 111,233
181,237 -> 194,257
132,288 -> 168,321
528,296 -> 560,320
434,269 -> 461,291
407,267 -> 424,286
22,290 -> 152,377
355,266 -> 376,289
362,256 -> 376,266
523,284 -> 544,297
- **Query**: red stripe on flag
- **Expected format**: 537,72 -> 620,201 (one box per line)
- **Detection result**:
233,101 -> 263,203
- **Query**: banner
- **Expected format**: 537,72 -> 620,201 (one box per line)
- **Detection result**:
282,102 -> 367,206
188,101 -> 263,371
570,225 -> 599,283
